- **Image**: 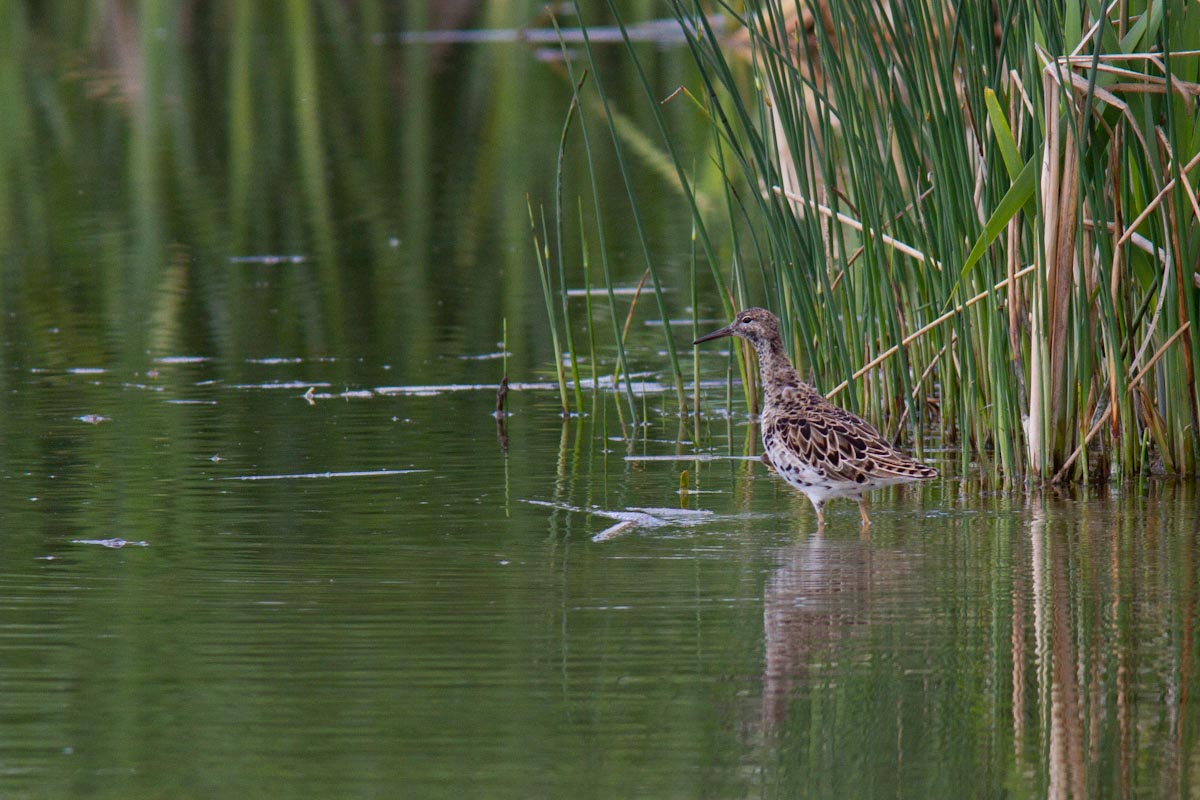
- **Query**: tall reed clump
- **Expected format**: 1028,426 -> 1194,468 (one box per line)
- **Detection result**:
598,0 -> 1198,482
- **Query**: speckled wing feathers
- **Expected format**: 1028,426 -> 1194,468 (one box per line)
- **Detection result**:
763,386 -> 937,489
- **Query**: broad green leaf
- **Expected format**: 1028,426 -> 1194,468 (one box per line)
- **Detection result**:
985,88 -> 1022,180
1120,5 -> 1148,51
960,155 -> 1039,282
1065,0 -> 1082,52
985,88 -> 1038,221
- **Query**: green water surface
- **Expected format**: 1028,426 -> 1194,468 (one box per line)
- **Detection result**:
2,5 -> 1199,799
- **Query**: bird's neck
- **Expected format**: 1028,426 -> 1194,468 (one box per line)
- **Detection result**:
752,336 -> 804,398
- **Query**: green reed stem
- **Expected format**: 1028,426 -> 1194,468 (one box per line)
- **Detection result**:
554,81 -> 585,416
550,15 -> 639,424
690,220 -> 700,422
578,6 -> 686,412
528,196 -> 569,417
578,199 -> 598,397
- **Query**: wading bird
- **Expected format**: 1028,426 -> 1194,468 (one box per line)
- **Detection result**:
694,307 -> 937,528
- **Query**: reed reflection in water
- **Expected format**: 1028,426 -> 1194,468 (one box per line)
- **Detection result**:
750,483 -> 1198,798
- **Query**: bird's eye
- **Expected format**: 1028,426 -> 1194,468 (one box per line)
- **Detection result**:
740,317 -> 752,324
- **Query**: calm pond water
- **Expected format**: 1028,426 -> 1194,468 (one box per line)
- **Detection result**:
3,5 -> 1200,799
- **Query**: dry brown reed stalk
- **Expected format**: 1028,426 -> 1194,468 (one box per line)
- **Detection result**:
1053,321 -> 1193,482
1033,52 -> 1088,474
1032,45 -> 1200,474
772,186 -> 944,271
610,268 -> 650,387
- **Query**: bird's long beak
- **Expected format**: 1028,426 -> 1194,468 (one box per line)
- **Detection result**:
693,324 -> 734,345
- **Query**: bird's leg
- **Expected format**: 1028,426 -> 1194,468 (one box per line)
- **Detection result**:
857,496 -> 871,528
814,501 -> 826,532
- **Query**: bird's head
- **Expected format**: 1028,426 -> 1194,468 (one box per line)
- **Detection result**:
693,307 -> 780,347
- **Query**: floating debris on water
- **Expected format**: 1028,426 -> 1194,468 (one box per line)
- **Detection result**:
228,254 -> 307,265
78,414 -> 110,424
221,468 -> 428,481
457,351 -> 511,361
523,499 -> 714,542
627,506 -> 715,521
524,498 -> 667,526
228,381 -> 331,390
246,357 -> 305,365
373,375 -> 725,397
303,389 -> 375,401
154,356 -> 211,364
565,286 -> 655,297
592,520 -> 637,541
377,382 -> 545,395
72,538 -> 149,548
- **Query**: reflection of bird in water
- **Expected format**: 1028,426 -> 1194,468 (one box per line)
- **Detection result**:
694,308 -> 937,528
759,536 -> 916,733
760,536 -> 871,730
